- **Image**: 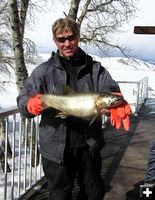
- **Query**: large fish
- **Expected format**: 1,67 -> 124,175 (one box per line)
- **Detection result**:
41,86 -> 124,123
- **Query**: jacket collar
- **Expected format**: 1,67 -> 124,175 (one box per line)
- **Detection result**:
50,48 -> 92,75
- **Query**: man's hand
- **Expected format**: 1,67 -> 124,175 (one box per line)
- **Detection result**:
27,94 -> 43,115
110,100 -> 132,131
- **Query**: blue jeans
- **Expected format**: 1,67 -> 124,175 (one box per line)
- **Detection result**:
145,140 -> 155,184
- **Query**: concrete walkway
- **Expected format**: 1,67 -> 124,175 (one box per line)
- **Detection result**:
102,97 -> 155,200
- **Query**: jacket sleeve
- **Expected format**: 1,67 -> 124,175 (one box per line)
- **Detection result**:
93,61 -> 121,93
16,65 -> 45,118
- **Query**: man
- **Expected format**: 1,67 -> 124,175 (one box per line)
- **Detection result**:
17,17 -> 129,200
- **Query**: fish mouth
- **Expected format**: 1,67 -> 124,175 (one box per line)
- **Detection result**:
111,98 -> 124,108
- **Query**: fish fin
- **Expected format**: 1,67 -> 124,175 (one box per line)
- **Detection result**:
55,111 -> 68,119
62,85 -> 76,95
89,114 -> 99,126
52,85 -> 55,93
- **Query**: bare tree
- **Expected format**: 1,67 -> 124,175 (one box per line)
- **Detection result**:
0,1 -> 13,78
66,0 -> 138,56
68,0 -> 81,20
1,0 -> 43,92
8,0 -> 28,93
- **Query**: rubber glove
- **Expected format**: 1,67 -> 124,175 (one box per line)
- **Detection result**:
110,100 -> 132,131
27,94 -> 43,115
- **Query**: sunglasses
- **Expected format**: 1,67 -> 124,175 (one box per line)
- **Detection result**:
55,34 -> 77,43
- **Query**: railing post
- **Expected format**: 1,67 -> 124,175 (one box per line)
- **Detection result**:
135,82 -> 140,116
11,114 -> 16,200
17,117 -> 22,197
4,117 -> 8,200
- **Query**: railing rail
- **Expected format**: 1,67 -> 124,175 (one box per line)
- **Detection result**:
0,110 -> 44,200
118,76 -> 148,115
0,76 -> 148,199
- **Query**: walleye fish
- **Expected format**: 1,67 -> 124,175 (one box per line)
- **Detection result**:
42,86 -> 124,123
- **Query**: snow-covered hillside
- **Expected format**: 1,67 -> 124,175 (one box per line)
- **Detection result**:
0,54 -> 155,108
95,56 -> 155,71
92,56 -> 155,92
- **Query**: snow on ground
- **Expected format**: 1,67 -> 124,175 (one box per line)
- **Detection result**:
92,55 -> 155,92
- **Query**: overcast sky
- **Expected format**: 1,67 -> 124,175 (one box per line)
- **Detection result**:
118,0 -> 155,61
26,0 -> 155,62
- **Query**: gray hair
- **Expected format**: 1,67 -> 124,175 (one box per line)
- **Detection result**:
52,17 -> 80,37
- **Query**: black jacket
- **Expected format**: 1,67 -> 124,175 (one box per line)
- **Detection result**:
17,48 -> 120,163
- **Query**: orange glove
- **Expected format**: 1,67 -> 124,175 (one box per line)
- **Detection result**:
110,100 -> 132,131
27,94 -> 43,115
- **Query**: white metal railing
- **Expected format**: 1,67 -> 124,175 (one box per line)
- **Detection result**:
118,76 -> 148,115
102,77 -> 148,127
0,76 -> 148,199
0,108 -> 44,200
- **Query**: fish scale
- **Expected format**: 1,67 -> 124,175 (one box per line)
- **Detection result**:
41,88 -> 123,120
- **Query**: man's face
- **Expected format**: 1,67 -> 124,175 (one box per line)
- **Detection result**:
54,30 -> 80,58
